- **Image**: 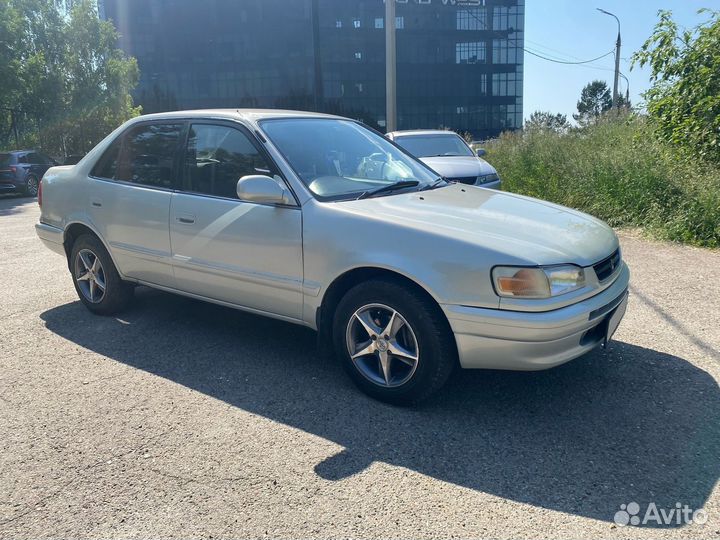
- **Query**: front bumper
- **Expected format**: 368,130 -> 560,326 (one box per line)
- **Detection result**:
476,179 -> 501,190
442,263 -> 630,370
35,222 -> 66,256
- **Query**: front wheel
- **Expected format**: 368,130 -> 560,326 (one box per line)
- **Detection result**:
333,279 -> 457,404
70,234 -> 134,315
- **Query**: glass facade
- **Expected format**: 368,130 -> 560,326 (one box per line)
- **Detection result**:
100,0 -> 524,139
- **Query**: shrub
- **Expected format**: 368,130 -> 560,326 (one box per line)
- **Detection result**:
485,116 -> 720,248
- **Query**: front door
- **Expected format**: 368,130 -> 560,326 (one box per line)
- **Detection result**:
169,122 -> 303,320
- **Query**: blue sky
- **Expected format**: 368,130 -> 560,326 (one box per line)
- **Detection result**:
523,1 -> 714,121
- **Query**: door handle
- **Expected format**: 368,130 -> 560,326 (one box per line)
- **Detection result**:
91,200 -> 102,207
176,215 -> 195,225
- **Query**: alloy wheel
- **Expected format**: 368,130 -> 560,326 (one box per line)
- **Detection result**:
345,303 -> 419,387
74,249 -> 106,303
26,176 -> 38,196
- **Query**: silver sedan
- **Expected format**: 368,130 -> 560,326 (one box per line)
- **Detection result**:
35,109 -> 629,404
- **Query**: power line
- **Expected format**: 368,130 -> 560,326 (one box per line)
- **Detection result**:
458,7 -> 615,66
524,48 -> 615,65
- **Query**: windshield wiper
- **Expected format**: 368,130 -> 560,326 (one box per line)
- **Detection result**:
420,178 -> 449,191
357,180 -> 420,200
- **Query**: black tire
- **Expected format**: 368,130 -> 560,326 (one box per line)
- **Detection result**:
70,234 -> 134,315
24,174 -> 39,197
333,278 -> 457,405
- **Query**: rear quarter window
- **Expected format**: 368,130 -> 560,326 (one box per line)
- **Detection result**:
91,137 -> 122,179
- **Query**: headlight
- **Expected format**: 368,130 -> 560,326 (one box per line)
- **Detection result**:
492,265 -> 586,298
476,173 -> 500,185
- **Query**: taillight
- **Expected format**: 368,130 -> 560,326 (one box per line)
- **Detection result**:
9,166 -> 16,173
38,179 -> 42,207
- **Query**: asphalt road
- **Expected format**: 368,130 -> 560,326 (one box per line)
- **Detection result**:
1,194 -> 719,539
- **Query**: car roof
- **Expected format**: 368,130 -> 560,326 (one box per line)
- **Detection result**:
387,130 -> 462,138
134,108 -> 345,124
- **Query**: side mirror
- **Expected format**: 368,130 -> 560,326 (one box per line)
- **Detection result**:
236,175 -> 293,205
475,148 -> 486,157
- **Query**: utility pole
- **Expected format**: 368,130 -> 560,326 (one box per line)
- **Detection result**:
385,0 -> 397,132
597,8 -> 621,108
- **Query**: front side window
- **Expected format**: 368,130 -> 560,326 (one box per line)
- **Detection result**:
394,134 -> 474,158
116,123 -> 183,188
260,118 -> 437,201
183,124 -> 272,199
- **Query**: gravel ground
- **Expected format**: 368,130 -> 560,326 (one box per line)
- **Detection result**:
0,195 -> 718,539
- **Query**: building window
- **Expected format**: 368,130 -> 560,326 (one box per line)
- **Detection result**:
354,51 -> 362,60
493,5 -> 524,31
491,72 -> 522,97
375,17 -> 383,29
456,42 -> 486,64
335,20 -> 342,28
457,8 -> 486,30
352,18 -> 361,28
395,16 -> 404,29
492,39 -> 520,64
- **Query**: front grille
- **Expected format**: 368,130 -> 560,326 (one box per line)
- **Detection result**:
448,176 -> 477,185
593,248 -> 621,282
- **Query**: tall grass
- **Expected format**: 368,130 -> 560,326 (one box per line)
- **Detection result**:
485,116 -> 720,248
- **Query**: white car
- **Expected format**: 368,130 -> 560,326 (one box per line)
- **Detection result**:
386,129 -> 501,189
36,109 -> 629,404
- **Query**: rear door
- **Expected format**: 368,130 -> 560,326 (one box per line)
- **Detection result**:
169,121 -> 303,320
26,153 -> 48,178
88,121 -> 185,286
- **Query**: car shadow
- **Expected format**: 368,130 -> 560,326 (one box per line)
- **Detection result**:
40,287 -> 720,527
0,194 -> 34,216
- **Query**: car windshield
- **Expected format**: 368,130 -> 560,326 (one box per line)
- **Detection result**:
394,134 -> 474,158
260,118 -> 438,201
0,153 -> 11,167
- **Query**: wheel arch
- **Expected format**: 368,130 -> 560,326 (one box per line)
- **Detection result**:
63,221 -> 122,276
316,266 -> 451,345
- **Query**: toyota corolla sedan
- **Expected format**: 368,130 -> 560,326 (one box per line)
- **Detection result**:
35,109 -> 629,404
386,129 -> 501,189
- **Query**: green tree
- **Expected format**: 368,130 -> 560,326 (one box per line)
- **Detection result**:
573,80 -> 612,126
0,0 -> 140,155
525,111 -> 569,133
632,9 -> 720,163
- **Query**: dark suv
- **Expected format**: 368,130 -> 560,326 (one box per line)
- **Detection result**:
0,150 -> 57,196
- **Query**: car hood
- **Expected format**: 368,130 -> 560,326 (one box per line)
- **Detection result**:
419,155 -> 496,178
336,184 -> 618,267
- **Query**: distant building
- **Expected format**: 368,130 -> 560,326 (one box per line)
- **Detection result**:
100,0 -> 524,139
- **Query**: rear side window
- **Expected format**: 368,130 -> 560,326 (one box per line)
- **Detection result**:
116,123 -> 184,188
182,124 -> 272,199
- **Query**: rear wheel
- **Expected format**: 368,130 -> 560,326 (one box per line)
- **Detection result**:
333,279 -> 456,404
24,174 -> 39,197
70,234 -> 133,315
